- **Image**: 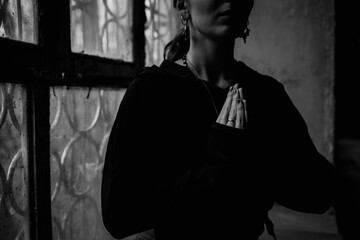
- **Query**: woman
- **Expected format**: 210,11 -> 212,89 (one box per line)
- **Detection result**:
101,0 -> 335,239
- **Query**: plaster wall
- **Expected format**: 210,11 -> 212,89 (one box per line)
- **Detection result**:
235,0 -> 335,162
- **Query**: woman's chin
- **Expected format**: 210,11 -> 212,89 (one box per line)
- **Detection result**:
212,27 -> 241,40
211,20 -> 246,39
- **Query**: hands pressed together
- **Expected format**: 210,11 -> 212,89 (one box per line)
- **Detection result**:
216,84 -> 248,129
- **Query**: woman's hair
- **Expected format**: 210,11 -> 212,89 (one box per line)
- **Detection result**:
163,0 -> 254,62
163,0 -> 189,62
163,23 -> 190,62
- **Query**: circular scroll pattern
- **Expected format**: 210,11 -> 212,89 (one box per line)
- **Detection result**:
63,196 -> 99,240
7,149 -> 27,217
61,134 -> 100,196
63,89 -> 101,133
51,87 -> 124,240
0,84 -> 28,240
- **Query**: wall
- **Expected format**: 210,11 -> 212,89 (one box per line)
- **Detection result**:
235,0 -> 335,163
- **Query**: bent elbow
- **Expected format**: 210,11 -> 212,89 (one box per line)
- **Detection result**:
309,196 -> 333,214
276,182 -> 335,214
102,213 -> 122,239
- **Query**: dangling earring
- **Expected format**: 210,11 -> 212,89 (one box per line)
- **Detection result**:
180,11 -> 189,65
242,21 -> 251,44
180,11 -> 189,41
242,27 -> 250,44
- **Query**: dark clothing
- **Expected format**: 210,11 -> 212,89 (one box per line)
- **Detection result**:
101,60 -> 335,240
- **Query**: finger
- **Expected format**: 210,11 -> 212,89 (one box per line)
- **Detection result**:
238,88 -> 248,122
243,99 -> 248,122
217,86 -> 233,123
227,85 -> 238,127
235,90 -> 244,129
239,87 -> 245,99
235,102 -> 244,129
217,86 -> 234,124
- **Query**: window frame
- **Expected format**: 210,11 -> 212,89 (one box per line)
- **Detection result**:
0,1 -> 146,240
1,0 -> 145,81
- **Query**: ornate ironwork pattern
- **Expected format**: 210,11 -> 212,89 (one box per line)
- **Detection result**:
0,84 -> 29,240
50,87 -> 130,240
145,0 -> 180,66
0,0 -> 37,43
70,0 -> 133,61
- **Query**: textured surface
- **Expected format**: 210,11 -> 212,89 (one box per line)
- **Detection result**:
235,0 -> 335,163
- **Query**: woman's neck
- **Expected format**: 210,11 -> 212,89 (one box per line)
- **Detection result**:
187,35 -> 236,89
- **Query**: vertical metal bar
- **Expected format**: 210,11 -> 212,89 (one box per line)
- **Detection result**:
26,78 -> 37,240
21,84 -> 30,240
133,0 -> 146,70
37,0 -> 70,72
27,75 -> 52,240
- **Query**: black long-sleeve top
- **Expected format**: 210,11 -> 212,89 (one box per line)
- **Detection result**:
101,60 -> 335,240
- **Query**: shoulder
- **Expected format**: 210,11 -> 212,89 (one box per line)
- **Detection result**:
131,65 -> 162,86
124,66 -> 163,97
130,60 -> 186,89
125,61 -> 191,103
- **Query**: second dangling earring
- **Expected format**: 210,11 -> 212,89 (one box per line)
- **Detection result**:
242,21 -> 251,44
180,11 -> 190,65
180,11 -> 190,42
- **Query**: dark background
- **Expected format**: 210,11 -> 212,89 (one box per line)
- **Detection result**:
334,1 -> 360,239
334,0 -> 360,140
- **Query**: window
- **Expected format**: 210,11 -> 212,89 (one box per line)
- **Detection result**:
0,0 -> 178,240
50,87 -> 126,240
145,0 -> 179,66
0,0 -> 37,43
0,84 -> 29,240
70,0 -> 133,61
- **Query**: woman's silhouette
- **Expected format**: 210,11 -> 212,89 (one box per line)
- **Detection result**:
101,1 -> 335,239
